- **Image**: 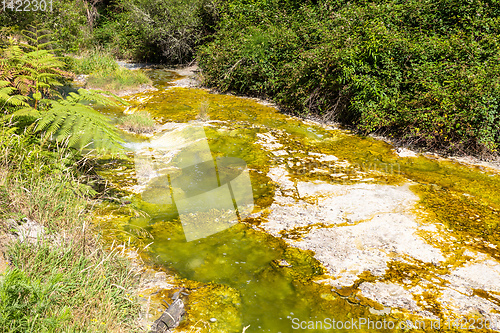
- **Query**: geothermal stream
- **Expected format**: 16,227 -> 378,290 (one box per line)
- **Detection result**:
94,68 -> 500,332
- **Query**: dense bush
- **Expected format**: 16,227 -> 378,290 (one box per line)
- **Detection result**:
0,0 -> 219,62
199,0 -> 500,154
3,0 -> 499,154
0,0 -> 90,53
93,0 -> 220,63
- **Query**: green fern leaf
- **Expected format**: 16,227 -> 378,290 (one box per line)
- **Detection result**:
36,91 -> 125,152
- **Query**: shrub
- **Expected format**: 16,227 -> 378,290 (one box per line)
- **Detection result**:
199,0 -> 500,155
93,0 -> 221,63
0,1 -> 90,53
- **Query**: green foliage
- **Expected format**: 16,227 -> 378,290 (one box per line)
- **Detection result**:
0,32 -> 125,153
86,67 -> 151,92
0,126 -> 68,180
68,50 -> 119,75
6,241 -> 138,332
199,0 -> 500,154
0,26 -> 66,103
0,81 -> 29,110
93,0 -> 221,63
0,1 -> 90,53
0,268 -> 68,332
66,49 -> 151,93
35,89 -> 125,151
0,127 -> 140,332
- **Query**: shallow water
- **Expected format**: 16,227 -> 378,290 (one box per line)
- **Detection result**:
94,69 -> 500,332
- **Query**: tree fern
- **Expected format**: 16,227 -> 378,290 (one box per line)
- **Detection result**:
21,25 -> 58,52
1,27 -> 127,153
3,25 -> 67,101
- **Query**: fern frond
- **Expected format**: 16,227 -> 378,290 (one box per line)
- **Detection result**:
8,106 -> 38,118
85,89 -> 129,106
67,115 -> 88,146
0,86 -> 29,109
67,88 -> 128,107
36,93 -> 125,152
45,109 -> 68,135
0,86 -> 16,100
35,107 -> 58,130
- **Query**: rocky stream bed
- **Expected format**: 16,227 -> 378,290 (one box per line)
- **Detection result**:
93,66 -> 500,332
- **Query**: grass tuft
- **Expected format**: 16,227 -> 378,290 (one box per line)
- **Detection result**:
69,49 -> 119,75
67,49 -> 151,92
118,111 -> 156,134
87,67 -> 151,92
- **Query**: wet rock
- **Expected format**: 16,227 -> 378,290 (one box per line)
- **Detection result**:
359,282 -> 420,313
395,147 -> 418,158
273,259 -> 292,268
168,65 -> 200,88
117,61 -> 154,70
256,133 -> 283,150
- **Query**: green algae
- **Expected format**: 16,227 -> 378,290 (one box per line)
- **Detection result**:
142,69 -> 182,89
123,73 -> 500,211
181,283 -> 243,332
90,69 -> 500,332
125,80 -> 500,209
95,195 -> 405,332
413,184 -> 500,260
